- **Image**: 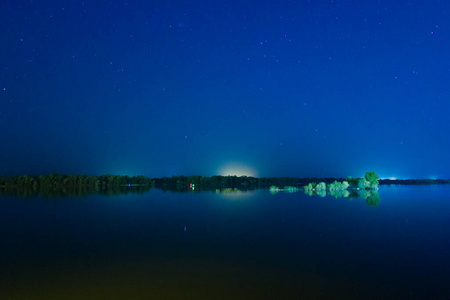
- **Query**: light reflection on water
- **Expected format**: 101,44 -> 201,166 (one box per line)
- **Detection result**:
1,186 -> 449,299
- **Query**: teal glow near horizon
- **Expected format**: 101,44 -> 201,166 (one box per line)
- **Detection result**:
217,162 -> 259,178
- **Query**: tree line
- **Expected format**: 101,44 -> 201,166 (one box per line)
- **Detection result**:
0,174 -> 152,189
154,175 -> 301,189
0,174 -> 302,190
1,173 -> 448,192
379,179 -> 450,185
304,172 -> 380,192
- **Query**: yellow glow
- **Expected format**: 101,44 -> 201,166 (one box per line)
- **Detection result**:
217,162 -> 258,177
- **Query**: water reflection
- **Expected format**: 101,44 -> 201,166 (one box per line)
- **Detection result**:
0,185 -> 260,198
1,186 -> 449,299
268,184 -> 381,206
0,185 -> 381,206
269,185 -> 299,194
0,185 -> 152,198
304,189 -> 381,206
363,190 -> 381,206
329,189 -> 350,198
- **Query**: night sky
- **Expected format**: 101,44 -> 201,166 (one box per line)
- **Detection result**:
1,1 -> 449,179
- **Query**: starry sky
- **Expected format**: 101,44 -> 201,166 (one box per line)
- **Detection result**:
1,0 -> 450,179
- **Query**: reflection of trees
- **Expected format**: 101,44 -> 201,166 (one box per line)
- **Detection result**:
305,189 -> 314,196
357,190 -> 381,206
329,189 -> 350,198
366,191 -> 381,206
0,185 -> 152,198
303,188 -> 381,206
316,190 -> 326,197
358,189 -> 371,200
303,189 -> 329,198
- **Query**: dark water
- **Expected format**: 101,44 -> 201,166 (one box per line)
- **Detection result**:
1,186 -> 449,299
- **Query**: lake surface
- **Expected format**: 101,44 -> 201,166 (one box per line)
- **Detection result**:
1,185 -> 449,299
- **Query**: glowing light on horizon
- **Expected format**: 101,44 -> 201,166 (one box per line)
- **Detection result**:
217,162 -> 258,177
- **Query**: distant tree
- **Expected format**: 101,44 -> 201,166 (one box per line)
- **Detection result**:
316,182 -> 326,190
66,175 -> 78,186
328,180 -> 349,191
270,185 -> 280,192
358,178 -> 370,189
364,171 -> 380,188
304,183 -> 314,191
120,175 -> 131,185
328,181 -> 340,190
101,174 -> 117,186
345,177 -> 359,188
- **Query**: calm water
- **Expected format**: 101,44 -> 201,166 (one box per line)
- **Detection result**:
1,186 -> 449,299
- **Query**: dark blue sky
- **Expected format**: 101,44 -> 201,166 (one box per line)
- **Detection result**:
1,0 -> 449,179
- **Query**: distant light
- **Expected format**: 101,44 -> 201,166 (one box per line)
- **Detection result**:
380,176 -> 398,180
217,162 -> 258,177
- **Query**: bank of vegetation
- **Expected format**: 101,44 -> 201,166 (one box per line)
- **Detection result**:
379,179 -> 450,185
299,172 -> 382,206
1,173 -> 449,198
304,172 -> 380,193
0,174 -> 299,189
0,174 -> 300,197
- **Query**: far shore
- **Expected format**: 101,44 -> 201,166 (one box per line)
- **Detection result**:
1,174 -> 449,191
